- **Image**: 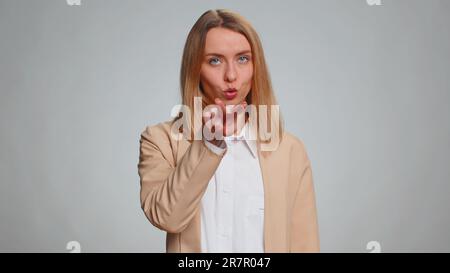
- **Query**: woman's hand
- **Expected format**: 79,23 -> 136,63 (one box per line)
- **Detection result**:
202,98 -> 247,147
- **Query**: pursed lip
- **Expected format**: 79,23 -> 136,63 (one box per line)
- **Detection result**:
224,87 -> 237,92
223,88 -> 238,100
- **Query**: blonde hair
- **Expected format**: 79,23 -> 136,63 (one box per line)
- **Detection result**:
177,9 -> 284,145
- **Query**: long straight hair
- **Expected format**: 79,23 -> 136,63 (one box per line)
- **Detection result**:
177,9 -> 284,146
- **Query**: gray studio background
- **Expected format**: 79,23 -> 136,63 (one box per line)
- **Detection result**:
1,0 -> 449,252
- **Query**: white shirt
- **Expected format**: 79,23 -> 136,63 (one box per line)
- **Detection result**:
201,123 -> 265,253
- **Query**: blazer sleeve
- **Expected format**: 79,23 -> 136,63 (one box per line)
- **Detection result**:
290,151 -> 320,252
138,125 -> 225,233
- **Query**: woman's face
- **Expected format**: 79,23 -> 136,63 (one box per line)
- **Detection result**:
200,27 -> 253,105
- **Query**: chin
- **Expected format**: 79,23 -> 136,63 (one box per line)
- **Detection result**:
225,97 -> 243,105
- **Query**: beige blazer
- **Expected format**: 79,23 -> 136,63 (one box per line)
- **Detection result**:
137,120 -> 320,252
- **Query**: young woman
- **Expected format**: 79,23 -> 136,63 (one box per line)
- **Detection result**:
138,9 -> 319,253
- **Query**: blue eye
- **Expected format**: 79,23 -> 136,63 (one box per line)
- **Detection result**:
209,57 -> 221,65
238,55 -> 250,64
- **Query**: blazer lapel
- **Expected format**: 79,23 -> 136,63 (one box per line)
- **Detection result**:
256,141 -> 274,253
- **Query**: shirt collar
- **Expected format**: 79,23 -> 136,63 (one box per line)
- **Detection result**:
223,122 -> 258,158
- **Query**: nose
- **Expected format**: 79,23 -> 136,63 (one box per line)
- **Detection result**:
224,63 -> 237,82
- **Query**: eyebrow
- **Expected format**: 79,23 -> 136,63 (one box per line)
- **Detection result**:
205,50 -> 252,57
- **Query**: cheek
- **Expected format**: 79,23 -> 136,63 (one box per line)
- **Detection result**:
241,66 -> 254,87
201,68 -> 221,87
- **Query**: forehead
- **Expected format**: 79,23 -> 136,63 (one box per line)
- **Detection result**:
204,27 -> 251,55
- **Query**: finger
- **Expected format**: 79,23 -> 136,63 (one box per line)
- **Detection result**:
215,98 -> 226,113
238,100 -> 247,112
215,98 -> 224,107
230,100 -> 246,113
214,98 -> 227,124
202,110 -> 211,119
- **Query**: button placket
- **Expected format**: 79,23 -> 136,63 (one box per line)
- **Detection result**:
223,139 -> 235,243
